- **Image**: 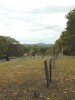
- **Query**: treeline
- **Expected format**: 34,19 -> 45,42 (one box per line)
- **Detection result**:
0,35 -> 53,61
0,36 -> 25,61
55,9 -> 75,56
23,45 -> 53,57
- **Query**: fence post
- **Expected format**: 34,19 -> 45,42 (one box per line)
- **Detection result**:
53,55 -> 56,67
49,58 -> 52,83
53,46 -> 56,67
44,59 -> 49,88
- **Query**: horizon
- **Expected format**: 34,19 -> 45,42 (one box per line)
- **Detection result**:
22,42 -> 54,44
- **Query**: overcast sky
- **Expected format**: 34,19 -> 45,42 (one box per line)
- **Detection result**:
0,0 -> 75,44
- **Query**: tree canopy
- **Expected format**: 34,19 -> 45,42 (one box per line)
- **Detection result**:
0,35 -> 53,61
55,9 -> 75,55
0,36 -> 25,60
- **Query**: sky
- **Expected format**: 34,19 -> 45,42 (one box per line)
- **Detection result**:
0,0 -> 75,44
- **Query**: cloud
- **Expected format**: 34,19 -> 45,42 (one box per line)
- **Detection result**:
28,6 -> 75,14
0,0 -> 75,44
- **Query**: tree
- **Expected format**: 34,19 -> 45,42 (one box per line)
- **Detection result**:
66,9 -> 75,55
60,31 -> 71,55
7,44 -> 25,57
55,9 -> 75,55
66,9 -> 75,34
0,36 -> 8,59
39,47 -> 47,56
55,39 -> 62,55
32,45 -> 40,57
0,35 -> 25,60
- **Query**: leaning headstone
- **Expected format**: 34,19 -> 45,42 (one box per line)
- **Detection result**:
34,90 -> 40,98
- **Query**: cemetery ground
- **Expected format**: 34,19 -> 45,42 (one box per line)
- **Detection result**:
0,56 -> 75,100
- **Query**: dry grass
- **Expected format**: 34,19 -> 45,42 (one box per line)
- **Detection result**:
0,56 -> 75,100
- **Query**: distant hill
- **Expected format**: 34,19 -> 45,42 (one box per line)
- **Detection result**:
22,43 -> 54,47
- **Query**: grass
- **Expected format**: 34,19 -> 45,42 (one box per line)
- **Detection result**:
0,56 -> 75,100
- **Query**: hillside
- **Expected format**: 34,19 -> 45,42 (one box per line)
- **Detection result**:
23,43 -> 54,47
0,56 -> 75,99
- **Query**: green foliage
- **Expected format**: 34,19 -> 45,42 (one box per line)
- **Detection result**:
0,35 -> 53,59
0,36 -> 25,60
55,9 -> 75,55
66,9 -> 75,34
23,44 -> 54,56
7,44 -> 25,57
0,36 -> 8,59
32,45 -> 40,56
55,39 -> 62,55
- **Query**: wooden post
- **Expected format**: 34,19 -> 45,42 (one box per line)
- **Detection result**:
53,46 -> 56,67
49,58 -> 52,83
62,45 -> 63,56
44,59 -> 49,88
53,55 -> 56,67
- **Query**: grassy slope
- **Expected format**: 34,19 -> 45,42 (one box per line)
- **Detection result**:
0,56 -> 75,100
